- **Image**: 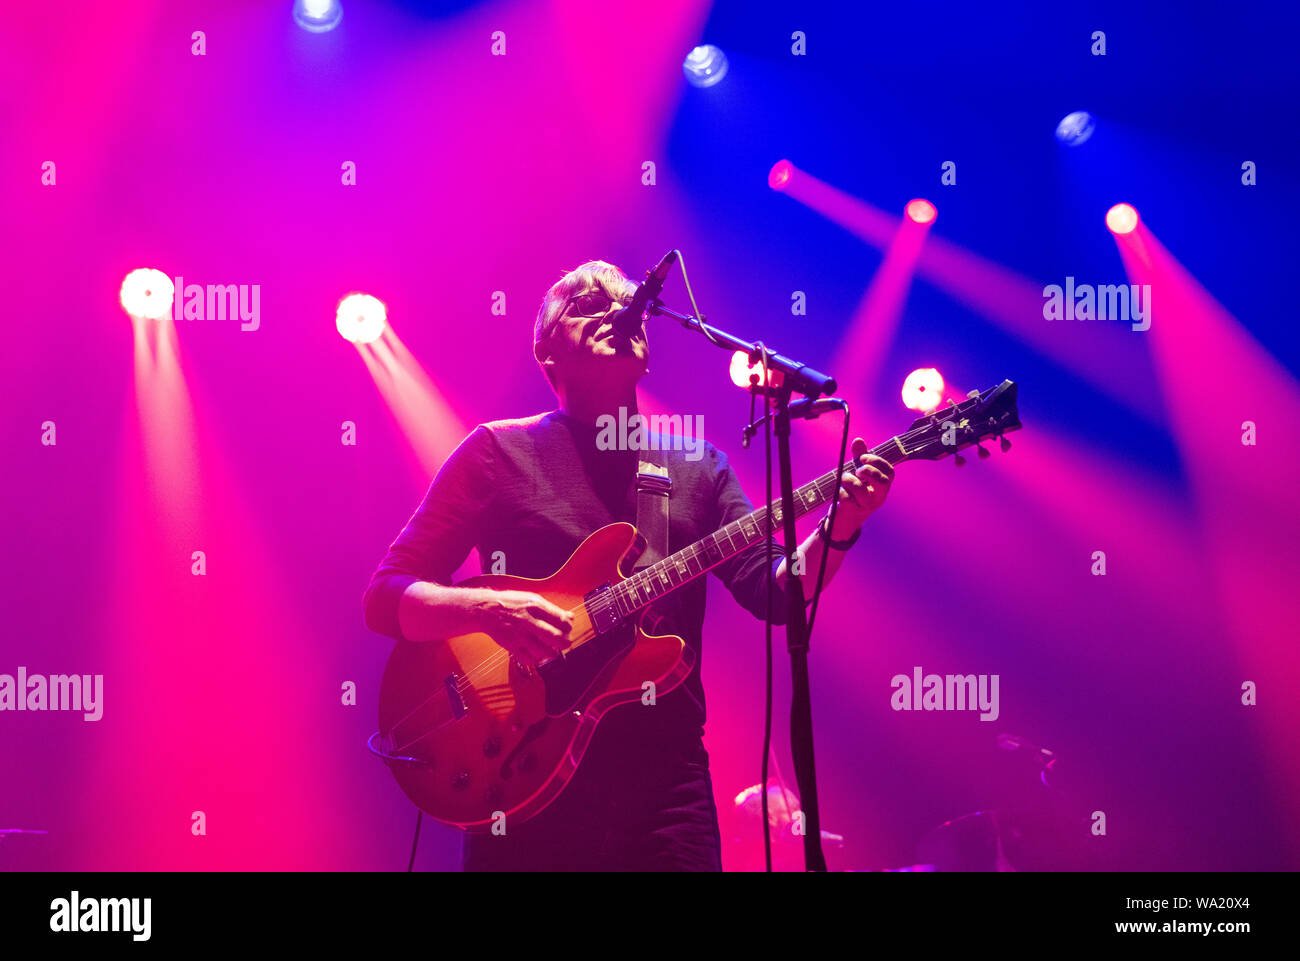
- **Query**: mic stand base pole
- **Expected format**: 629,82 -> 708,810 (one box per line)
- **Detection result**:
649,296 -> 836,872
773,388 -> 828,873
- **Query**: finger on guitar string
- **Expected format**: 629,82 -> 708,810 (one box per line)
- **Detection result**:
464,589 -> 577,670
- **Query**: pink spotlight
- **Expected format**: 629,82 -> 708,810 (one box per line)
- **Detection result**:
768,159 -> 794,191
901,367 -> 945,412
336,293 -> 387,344
905,199 -> 937,225
1106,203 -> 1139,235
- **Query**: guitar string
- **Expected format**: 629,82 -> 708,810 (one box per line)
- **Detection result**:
384,410 -> 1003,747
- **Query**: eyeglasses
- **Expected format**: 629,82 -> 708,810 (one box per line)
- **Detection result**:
562,289 -> 631,319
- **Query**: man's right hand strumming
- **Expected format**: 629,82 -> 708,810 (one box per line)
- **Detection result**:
398,582 -> 572,667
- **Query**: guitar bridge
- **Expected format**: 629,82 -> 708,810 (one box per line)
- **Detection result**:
444,673 -> 468,719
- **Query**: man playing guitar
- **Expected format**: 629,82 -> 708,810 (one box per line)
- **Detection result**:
363,260 -> 894,871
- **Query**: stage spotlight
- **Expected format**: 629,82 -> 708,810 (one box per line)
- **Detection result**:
905,199 -> 937,225
901,367 -> 944,413
119,268 -> 175,320
1106,203 -> 1139,235
294,0 -> 342,33
730,350 -> 782,389
336,293 -> 386,344
682,44 -> 729,88
768,159 -> 794,191
1055,110 -> 1096,146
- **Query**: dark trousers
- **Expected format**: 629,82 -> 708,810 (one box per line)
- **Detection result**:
461,719 -> 722,872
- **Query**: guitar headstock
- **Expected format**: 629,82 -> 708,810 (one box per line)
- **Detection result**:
902,380 -> 1022,462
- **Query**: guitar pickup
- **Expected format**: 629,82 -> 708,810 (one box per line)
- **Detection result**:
583,583 -> 621,634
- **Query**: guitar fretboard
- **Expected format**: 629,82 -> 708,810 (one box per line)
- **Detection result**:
605,434 -> 914,619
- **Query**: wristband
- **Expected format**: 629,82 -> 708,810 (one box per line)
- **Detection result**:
818,515 -> 861,551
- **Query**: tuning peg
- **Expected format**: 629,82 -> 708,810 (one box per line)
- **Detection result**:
999,435 -> 1012,452
976,443 -> 990,459
954,452 -> 967,467
967,389 -> 980,399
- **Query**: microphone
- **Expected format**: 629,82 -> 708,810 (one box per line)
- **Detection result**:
741,398 -> 845,448
612,250 -> 678,338
787,397 -> 847,419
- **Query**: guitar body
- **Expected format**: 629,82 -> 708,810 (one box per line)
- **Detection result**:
376,522 -> 695,832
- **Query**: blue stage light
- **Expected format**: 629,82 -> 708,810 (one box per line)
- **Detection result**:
682,45 -> 729,88
1055,110 -> 1096,146
294,0 -> 343,33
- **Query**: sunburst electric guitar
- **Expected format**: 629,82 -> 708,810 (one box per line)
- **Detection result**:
373,380 -> 1022,830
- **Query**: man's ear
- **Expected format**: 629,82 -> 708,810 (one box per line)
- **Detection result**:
534,337 -> 559,381
533,338 -> 553,369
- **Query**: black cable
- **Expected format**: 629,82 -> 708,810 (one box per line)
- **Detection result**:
806,403 -> 851,639
407,809 -> 422,872
760,346 -> 774,873
674,250 -> 728,351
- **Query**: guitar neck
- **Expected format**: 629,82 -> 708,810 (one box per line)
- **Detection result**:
607,434 -> 914,617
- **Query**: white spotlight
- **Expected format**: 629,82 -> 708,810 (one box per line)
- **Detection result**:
120,268 -> 175,320
1055,110 -> 1096,147
294,0 -> 343,33
901,367 -> 945,413
682,45 -> 729,88
336,293 -> 387,344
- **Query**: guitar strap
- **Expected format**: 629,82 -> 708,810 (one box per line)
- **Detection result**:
633,450 -> 672,572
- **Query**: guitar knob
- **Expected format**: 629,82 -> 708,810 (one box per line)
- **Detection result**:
451,770 -> 470,790
954,453 -> 967,467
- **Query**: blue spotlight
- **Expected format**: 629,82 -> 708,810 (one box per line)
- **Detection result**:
682,45 -> 729,88
1055,110 -> 1096,147
294,0 -> 343,33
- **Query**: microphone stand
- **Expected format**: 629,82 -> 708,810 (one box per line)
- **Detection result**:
647,298 -> 836,872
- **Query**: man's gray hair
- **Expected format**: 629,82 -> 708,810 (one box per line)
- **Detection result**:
533,260 -> 637,389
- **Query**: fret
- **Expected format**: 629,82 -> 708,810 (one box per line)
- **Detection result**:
700,535 -> 723,565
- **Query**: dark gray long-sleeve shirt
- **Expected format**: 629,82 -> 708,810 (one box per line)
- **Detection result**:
363,409 -> 793,747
